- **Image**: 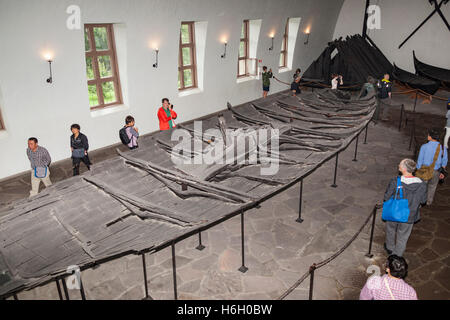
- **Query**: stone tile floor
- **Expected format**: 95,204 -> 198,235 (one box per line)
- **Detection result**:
1,92 -> 449,300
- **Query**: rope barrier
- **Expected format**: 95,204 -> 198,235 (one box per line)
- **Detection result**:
273,77 -> 448,100
273,76 -> 362,89
278,203 -> 381,300
393,81 -> 448,101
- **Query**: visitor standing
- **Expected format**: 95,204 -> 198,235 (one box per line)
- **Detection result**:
377,73 -> 392,121
26,137 -> 52,197
70,124 -> 91,176
158,98 -> 177,131
416,128 -> 448,205
262,66 -> 273,98
290,76 -> 302,96
383,159 -> 427,257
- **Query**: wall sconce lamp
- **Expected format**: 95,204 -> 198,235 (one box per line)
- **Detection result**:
268,34 -> 275,51
304,29 -> 311,45
221,41 -> 227,58
153,48 -> 159,68
44,53 -> 53,84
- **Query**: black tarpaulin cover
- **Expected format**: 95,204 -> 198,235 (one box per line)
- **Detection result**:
302,34 -> 393,88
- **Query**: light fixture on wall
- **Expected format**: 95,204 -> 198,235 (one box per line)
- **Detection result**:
153,48 -> 159,68
221,40 -> 227,58
43,52 -> 53,84
304,27 -> 311,45
268,32 -> 275,51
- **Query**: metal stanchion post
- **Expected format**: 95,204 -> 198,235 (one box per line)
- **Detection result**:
331,153 -> 339,188
413,90 -> 418,113
142,253 -> 153,300
364,124 -> 369,144
296,179 -> 304,223
353,135 -> 359,162
308,264 -> 316,300
79,275 -> 86,300
408,119 -> 415,151
196,232 -> 205,251
55,279 -> 63,300
238,211 -> 248,273
365,205 -> 378,258
61,277 -> 70,300
172,242 -> 178,300
398,104 -> 404,131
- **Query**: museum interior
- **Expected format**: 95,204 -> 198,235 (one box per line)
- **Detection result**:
0,0 -> 449,301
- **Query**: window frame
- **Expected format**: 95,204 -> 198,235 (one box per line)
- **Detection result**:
178,21 -> 198,91
237,20 -> 250,78
84,23 -> 123,110
279,19 -> 289,68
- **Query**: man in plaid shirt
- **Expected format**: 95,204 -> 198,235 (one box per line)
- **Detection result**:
360,255 -> 418,300
26,137 -> 52,197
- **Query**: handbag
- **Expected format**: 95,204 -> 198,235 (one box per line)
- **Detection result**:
34,166 -> 48,179
415,145 -> 441,181
72,148 -> 86,158
382,177 -> 410,223
29,149 -> 48,178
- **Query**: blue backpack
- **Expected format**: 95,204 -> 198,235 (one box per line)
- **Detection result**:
382,177 -> 410,223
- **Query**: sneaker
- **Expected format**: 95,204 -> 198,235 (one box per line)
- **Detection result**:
384,243 -> 392,255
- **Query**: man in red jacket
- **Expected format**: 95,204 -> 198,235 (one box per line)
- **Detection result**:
158,98 -> 178,131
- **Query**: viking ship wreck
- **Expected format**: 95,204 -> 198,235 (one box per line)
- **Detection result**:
0,89 -> 376,298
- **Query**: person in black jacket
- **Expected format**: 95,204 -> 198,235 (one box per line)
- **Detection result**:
70,124 -> 91,176
383,159 -> 427,257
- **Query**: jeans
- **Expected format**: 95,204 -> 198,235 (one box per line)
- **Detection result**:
30,169 -> 52,197
385,221 -> 414,257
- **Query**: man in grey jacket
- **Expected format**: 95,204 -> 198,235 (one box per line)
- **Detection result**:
384,159 -> 427,257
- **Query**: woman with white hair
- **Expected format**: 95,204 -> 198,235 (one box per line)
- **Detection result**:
383,159 -> 427,257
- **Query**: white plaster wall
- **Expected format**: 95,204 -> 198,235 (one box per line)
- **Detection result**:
0,0 -> 343,179
333,0 -> 450,72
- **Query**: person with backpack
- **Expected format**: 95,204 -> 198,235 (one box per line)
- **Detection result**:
158,98 -> 177,131
70,124 -> 91,176
120,115 -> 139,150
360,255 -> 418,300
415,128 -> 448,205
383,159 -> 427,257
26,137 -> 52,197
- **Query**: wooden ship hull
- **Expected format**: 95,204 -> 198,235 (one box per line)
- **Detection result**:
0,89 -> 376,298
